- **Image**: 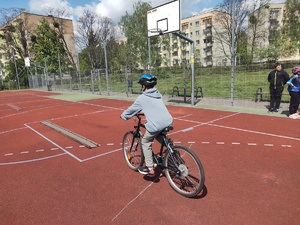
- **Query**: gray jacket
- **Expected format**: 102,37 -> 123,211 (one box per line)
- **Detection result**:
120,88 -> 173,133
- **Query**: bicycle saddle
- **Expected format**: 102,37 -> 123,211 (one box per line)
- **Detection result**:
163,126 -> 173,132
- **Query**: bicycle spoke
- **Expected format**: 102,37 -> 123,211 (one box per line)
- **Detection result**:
164,145 -> 205,198
122,131 -> 144,171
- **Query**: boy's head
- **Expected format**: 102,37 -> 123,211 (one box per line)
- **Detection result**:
138,74 -> 157,90
274,62 -> 282,71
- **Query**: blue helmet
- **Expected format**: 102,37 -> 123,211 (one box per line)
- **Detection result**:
138,74 -> 157,87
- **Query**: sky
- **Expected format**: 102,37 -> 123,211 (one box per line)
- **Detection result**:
0,0 -> 222,24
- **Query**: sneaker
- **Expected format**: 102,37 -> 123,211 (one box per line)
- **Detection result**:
138,166 -> 156,177
289,114 -> 298,119
274,109 -> 279,112
269,108 -> 274,112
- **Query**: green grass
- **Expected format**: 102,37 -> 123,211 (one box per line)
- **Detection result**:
45,65 -> 292,103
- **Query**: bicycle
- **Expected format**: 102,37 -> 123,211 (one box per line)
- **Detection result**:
122,113 -> 205,198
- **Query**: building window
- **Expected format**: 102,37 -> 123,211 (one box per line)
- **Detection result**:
182,24 -> 188,30
190,23 -> 192,28
195,21 -> 199,27
196,40 -> 200,46
196,30 -> 200,36
190,32 -> 193,38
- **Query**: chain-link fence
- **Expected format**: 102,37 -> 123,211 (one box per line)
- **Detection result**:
27,57 -> 297,108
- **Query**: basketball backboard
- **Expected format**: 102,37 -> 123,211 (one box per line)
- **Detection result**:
147,0 -> 180,37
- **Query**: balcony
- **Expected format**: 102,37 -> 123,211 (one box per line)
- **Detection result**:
204,56 -> 212,61
203,28 -> 212,37
204,50 -> 212,56
204,22 -> 212,28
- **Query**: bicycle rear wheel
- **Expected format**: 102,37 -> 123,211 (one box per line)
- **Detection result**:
164,145 -> 205,198
122,131 -> 144,171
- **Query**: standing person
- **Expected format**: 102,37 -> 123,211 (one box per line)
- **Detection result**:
120,74 -> 173,177
267,62 -> 289,112
287,66 -> 300,118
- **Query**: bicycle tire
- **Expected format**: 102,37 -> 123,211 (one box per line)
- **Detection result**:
122,131 -> 144,171
164,145 -> 205,198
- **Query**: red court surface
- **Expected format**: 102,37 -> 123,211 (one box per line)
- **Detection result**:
1,90 -> 299,225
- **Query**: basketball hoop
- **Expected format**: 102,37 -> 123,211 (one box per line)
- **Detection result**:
148,28 -> 164,37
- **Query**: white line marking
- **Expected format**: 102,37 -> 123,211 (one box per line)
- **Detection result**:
107,143 -> 114,146
0,153 -> 66,166
5,153 -> 13,156
36,149 -> 44,152
174,141 -> 181,144
248,143 -> 257,146
51,148 -> 58,151
264,144 -> 273,147
79,145 -> 85,148
216,142 -> 224,145
112,181 -> 156,222
25,124 -> 82,162
181,128 -> 193,132
65,146 -> 73,149
20,151 -> 29,154
208,123 -> 300,141
232,142 -> 240,145
81,148 -> 122,162
188,141 -> 195,144
282,145 -> 292,148
202,142 -> 210,144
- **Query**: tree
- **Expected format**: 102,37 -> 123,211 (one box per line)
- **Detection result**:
0,8 -> 29,88
119,1 -> 161,71
247,0 -> 270,63
42,7 -> 77,71
30,18 -> 66,73
76,9 -> 100,70
214,0 -> 250,63
280,0 -> 300,56
76,10 -> 117,72
0,8 -> 25,26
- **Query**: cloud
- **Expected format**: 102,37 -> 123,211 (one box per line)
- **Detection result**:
29,0 -> 73,15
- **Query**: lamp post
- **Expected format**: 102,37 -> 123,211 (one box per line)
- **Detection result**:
102,40 -> 110,95
12,48 -> 20,90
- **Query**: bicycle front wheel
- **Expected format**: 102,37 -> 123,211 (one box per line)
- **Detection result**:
122,131 -> 144,171
164,145 -> 205,198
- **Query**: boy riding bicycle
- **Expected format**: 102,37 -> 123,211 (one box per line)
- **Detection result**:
120,74 -> 173,177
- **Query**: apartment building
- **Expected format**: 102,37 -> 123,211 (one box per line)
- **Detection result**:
0,12 -> 76,79
160,9 -> 230,67
248,2 -> 299,62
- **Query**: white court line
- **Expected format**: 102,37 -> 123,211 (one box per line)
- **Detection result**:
264,144 -> 273,147
171,112 -> 240,135
174,112 -> 300,142
36,149 -> 44,152
81,148 -> 122,162
208,123 -> 300,141
0,102 -> 70,119
0,153 -> 66,166
0,127 -> 26,135
111,181 -> 156,222
25,124 -> 82,162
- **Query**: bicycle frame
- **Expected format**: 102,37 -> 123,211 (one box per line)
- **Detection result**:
134,114 -> 179,170
125,113 -> 205,198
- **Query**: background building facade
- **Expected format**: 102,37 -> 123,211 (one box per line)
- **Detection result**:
0,12 -> 76,80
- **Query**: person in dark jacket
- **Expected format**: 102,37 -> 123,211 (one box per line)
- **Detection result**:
267,62 -> 289,112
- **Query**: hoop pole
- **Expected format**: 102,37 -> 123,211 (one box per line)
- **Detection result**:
148,36 -> 152,74
174,32 -> 195,106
